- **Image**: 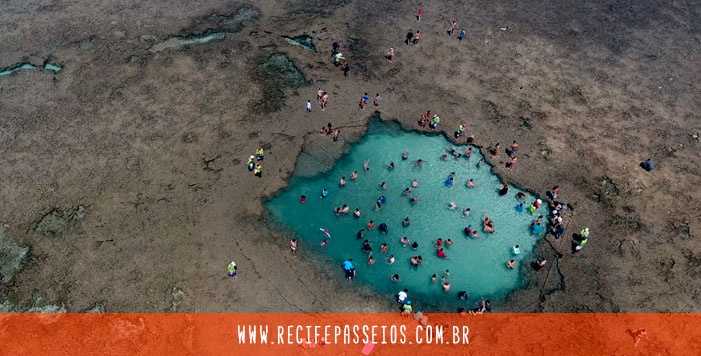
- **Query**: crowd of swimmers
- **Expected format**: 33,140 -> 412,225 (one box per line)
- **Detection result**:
262,15 -> 597,314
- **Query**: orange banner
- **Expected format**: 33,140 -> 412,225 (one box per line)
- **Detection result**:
1,313 -> 699,355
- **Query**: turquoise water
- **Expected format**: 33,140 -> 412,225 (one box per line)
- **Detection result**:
266,120 -> 549,307
0,63 -> 37,77
0,61 -> 63,77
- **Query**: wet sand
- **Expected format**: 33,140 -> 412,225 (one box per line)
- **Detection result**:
0,0 -> 699,312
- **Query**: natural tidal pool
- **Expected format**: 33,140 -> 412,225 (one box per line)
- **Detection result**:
266,119 -> 549,307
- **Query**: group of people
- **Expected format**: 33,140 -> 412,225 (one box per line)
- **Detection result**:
246,146 -> 264,177
268,12 -> 600,314
319,122 -> 340,141
418,110 -> 440,129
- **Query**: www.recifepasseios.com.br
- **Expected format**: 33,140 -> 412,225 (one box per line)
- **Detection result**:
236,324 -> 470,345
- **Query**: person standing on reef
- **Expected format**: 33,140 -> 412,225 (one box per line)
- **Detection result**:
405,29 -> 414,44
448,20 -> 458,35
458,29 -> 466,41
253,162 -> 262,177
417,8 -> 423,21
373,93 -> 382,107
227,261 -> 238,278
413,30 -> 421,44
317,88 -> 324,103
306,100 -> 312,112
321,92 -> 329,111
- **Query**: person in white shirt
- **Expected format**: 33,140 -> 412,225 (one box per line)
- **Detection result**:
397,289 -> 408,303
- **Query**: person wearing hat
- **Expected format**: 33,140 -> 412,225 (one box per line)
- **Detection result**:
247,155 -> 255,171
254,162 -> 262,177
255,146 -> 264,161
227,261 -> 237,278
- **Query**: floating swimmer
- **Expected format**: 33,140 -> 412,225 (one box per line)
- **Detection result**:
449,202 -> 457,210
483,213 -> 495,233
320,228 -> 331,239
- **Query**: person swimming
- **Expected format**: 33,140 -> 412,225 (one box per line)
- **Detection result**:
464,147 -> 472,159
410,194 -> 420,204
379,223 -> 388,234
351,171 -> 358,180
483,213 -> 495,233
367,220 -> 375,229
464,225 -> 472,236
512,245 -> 521,255
321,188 -> 329,198
381,243 -> 388,253
380,181 -> 387,190
463,207 -> 471,217
357,229 -> 365,239
400,236 -> 410,247
361,239 -> 372,252
458,291 -> 468,301
441,277 -> 451,292
363,159 -> 370,172
446,238 -> 453,246
449,202 -> 457,210
300,195 -> 307,203
391,273 -> 401,282
444,177 -> 454,187
403,187 -> 411,195
412,178 -> 419,187
415,159 -> 423,167
388,162 -> 395,170
411,241 -> 419,250
367,253 -> 375,265
437,248 -> 447,258
403,217 -> 410,227
506,260 -> 516,269
436,238 -> 443,247
378,196 -> 387,205
340,176 -> 346,187
467,179 -> 474,187
387,255 -> 395,265
516,203 -> 524,212
499,184 -> 509,196
375,202 -> 381,210
354,208 -> 361,218
402,150 -> 409,160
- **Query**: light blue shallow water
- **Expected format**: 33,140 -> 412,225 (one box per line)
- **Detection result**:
266,120 -> 549,307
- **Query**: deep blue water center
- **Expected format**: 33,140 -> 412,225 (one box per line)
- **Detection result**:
266,119 -> 548,308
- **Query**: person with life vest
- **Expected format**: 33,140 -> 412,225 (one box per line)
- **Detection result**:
253,162 -> 262,177
255,146 -> 264,161
429,114 -> 440,129
455,123 -> 466,138
402,300 -> 413,314
333,52 -> 345,66
247,155 -> 255,171
575,228 -> 590,252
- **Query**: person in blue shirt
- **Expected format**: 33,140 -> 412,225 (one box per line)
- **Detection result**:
321,188 -> 329,198
458,29 -> 466,41
343,259 -> 355,281
641,158 -> 654,171
516,203 -> 524,212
